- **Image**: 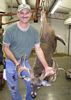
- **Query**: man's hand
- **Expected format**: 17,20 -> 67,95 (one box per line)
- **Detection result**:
17,65 -> 29,74
45,67 -> 55,77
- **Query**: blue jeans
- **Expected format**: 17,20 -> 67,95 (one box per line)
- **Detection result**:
5,59 -> 33,100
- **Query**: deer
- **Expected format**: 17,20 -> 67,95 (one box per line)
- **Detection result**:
30,10 -> 66,98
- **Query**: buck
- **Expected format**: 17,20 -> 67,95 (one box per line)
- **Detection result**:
30,10 -> 66,98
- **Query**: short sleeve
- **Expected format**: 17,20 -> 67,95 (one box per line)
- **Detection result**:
34,29 -> 40,44
3,29 -> 12,45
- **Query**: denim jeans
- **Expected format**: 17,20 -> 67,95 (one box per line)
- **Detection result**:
5,59 -> 33,100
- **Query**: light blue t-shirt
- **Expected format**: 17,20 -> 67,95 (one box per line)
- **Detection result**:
3,22 -> 40,59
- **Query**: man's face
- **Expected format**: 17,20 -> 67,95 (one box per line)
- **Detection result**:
17,9 -> 32,23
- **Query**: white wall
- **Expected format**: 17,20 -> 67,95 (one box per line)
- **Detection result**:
0,0 -> 7,12
50,19 -> 71,55
50,18 -> 69,54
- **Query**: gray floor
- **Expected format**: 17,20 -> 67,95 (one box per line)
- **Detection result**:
0,55 -> 71,100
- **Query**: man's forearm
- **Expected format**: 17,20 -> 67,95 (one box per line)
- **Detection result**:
3,45 -> 19,66
35,47 -> 49,70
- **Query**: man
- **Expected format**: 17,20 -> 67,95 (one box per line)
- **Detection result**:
3,4 -> 54,100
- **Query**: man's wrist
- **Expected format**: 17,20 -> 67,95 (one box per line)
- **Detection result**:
16,63 -> 20,70
45,65 -> 49,70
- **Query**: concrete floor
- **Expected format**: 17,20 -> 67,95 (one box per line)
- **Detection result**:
0,54 -> 71,100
